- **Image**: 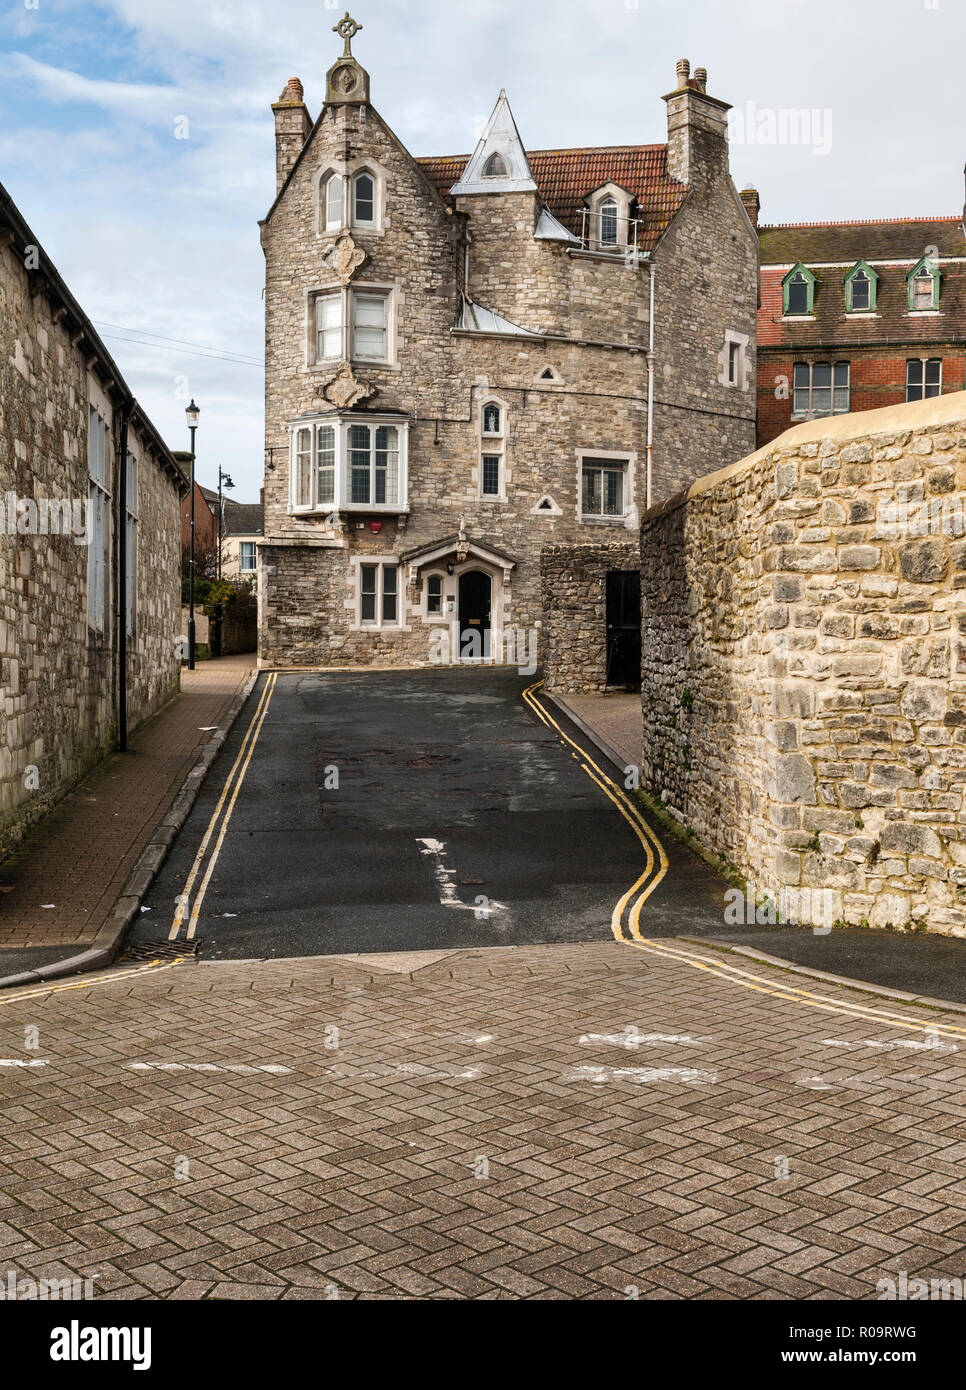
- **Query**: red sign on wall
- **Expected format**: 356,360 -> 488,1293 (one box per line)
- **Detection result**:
368,520 -> 384,534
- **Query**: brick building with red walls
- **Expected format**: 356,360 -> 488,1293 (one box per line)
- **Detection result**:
753,197 -> 966,447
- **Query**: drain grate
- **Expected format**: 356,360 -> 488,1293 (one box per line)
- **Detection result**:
121,939 -> 200,962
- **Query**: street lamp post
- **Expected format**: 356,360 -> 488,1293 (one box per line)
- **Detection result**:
185,399 -> 200,670
217,466 -> 234,581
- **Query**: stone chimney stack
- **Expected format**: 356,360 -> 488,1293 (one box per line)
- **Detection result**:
664,59 -> 732,188
740,185 -> 760,228
272,77 -> 312,194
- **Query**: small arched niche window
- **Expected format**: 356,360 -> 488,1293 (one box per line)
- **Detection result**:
599,196 -> 618,247
323,173 -> 343,232
482,402 -> 503,435
353,171 -> 375,225
483,152 -> 508,177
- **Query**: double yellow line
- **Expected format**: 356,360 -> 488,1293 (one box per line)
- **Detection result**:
168,672 -> 278,942
522,680 -> 966,1040
522,681 -> 668,944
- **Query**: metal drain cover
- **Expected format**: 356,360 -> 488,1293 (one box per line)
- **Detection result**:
121,939 -> 200,962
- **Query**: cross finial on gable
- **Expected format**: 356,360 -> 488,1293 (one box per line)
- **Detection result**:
333,12 -> 362,58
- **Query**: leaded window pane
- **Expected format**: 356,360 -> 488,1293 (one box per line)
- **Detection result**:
295,428 -> 312,506
600,198 -> 618,245
317,424 -> 336,505
833,362 -> 850,413
482,455 -> 501,496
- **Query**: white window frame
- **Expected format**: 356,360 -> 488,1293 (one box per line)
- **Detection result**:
352,169 -> 376,227
125,449 -> 137,637
353,558 -> 403,630
322,170 -> 345,232
310,284 -> 395,367
239,540 -> 257,574
718,329 -> 750,391
87,405 -> 111,633
906,357 -> 942,402
577,449 -> 635,524
792,361 -> 850,418
289,415 -> 409,515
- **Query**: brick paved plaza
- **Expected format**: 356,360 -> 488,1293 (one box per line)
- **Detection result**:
1,938 -> 964,1300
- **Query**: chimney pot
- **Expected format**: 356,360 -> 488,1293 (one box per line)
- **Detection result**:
676,58 -> 690,86
693,67 -> 707,93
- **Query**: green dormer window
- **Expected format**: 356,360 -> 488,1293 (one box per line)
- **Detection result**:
782,263 -> 817,316
907,256 -> 940,311
845,260 -> 877,313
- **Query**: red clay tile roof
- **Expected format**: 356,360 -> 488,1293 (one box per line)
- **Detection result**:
418,144 -> 688,252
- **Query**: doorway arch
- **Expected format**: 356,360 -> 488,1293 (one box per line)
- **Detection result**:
458,570 -> 492,660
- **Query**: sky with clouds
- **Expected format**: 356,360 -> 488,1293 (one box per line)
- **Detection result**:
1,0 -> 963,499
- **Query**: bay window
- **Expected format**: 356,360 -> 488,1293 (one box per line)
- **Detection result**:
289,415 -> 408,513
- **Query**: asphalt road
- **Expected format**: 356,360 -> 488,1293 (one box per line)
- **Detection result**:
129,668 -> 726,959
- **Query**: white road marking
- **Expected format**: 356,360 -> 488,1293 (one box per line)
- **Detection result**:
821,1037 -> 958,1053
0,1059 -> 48,1068
125,1062 -> 292,1074
415,838 -> 506,914
578,1032 -> 709,1047
568,1064 -> 717,1085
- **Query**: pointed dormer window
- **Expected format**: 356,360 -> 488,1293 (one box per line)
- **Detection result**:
782,263 -> 817,317
907,256 -> 940,311
844,261 -> 878,313
449,91 -> 538,195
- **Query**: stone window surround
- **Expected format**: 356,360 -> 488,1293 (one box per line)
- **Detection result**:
288,414 -> 410,515
305,281 -> 400,371
346,555 -> 410,633
584,182 -> 636,254
575,447 -> 637,527
718,328 -> 750,392
312,157 -> 390,238
475,394 -> 510,502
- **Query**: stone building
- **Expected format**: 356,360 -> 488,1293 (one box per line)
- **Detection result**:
755,183 -> 966,447
257,18 -> 758,669
0,181 -> 185,858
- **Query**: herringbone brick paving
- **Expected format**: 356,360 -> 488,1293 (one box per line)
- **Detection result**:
1,940 -> 965,1299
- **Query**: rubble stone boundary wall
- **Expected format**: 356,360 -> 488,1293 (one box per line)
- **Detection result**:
640,391 -> 966,935
541,541 -> 638,693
